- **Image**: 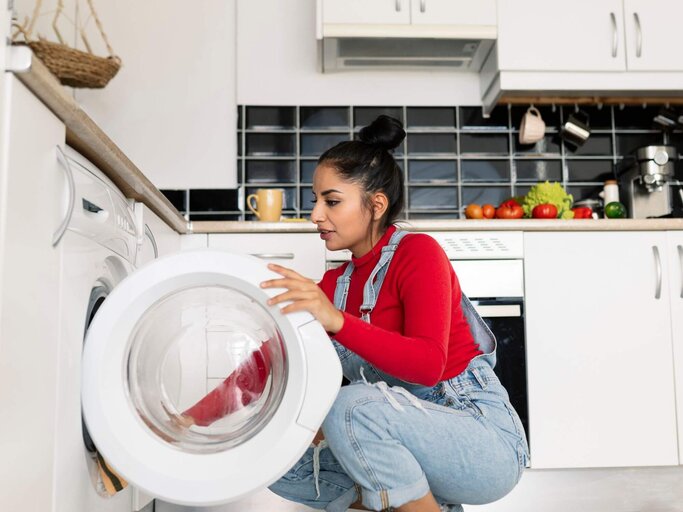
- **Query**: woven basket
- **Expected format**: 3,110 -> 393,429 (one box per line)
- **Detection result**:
27,39 -> 121,88
13,0 -> 121,89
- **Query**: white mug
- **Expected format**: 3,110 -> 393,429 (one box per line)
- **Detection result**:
519,107 -> 546,145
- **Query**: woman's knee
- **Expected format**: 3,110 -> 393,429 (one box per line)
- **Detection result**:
322,383 -> 382,446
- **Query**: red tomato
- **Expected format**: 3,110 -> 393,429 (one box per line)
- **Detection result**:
531,203 -> 558,219
500,198 -> 522,208
482,204 -> 495,219
495,203 -> 524,219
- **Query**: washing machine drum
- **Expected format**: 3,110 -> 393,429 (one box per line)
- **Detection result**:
82,250 -> 342,506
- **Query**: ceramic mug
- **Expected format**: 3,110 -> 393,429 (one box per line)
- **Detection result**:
247,188 -> 283,221
519,106 -> 546,144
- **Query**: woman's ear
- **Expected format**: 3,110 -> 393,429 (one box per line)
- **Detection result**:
371,192 -> 389,221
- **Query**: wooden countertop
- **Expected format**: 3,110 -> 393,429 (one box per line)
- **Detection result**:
10,46 -> 188,234
190,218 -> 683,233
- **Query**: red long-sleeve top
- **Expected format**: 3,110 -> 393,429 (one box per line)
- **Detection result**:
320,225 -> 481,386
183,225 -> 480,426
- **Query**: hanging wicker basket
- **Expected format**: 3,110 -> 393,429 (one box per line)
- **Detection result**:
12,0 -> 121,89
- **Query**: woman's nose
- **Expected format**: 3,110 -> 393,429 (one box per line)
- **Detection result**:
310,201 -> 325,223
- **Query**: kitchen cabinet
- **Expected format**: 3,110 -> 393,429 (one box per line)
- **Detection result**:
0,75 -> 66,510
523,231 -> 678,469
668,231 -> 683,463
208,233 -> 327,282
496,0 -> 683,73
321,0 -> 495,27
623,0 -> 683,71
74,0 -> 237,189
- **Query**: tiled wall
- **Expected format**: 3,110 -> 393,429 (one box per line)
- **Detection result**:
162,105 -> 683,220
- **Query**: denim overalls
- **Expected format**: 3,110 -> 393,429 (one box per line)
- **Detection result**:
269,229 -> 529,512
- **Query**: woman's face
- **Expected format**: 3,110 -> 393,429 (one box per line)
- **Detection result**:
310,164 -> 376,257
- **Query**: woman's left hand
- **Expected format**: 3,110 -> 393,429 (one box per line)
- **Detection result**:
261,263 -> 344,334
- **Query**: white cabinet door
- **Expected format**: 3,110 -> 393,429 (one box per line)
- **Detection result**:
75,1 -> 237,189
524,231 -> 677,469
668,231 -> 683,464
623,0 -> 683,71
496,0 -> 626,71
410,0 -> 496,26
322,0 -> 410,25
209,233 -> 327,282
0,76 -> 66,510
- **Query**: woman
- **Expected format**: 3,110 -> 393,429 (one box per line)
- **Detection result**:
259,115 -> 529,512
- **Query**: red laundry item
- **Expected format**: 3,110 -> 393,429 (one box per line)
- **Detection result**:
319,226 -> 481,387
183,347 -> 271,426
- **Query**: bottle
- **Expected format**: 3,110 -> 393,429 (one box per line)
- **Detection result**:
599,179 -> 620,217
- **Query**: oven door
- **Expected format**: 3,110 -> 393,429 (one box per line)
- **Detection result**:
470,298 -> 529,443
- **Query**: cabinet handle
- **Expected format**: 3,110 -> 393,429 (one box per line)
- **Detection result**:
53,146 -> 76,247
633,12 -> 643,58
250,253 -> 295,260
395,0 -> 401,12
653,246 -> 662,299
420,0 -> 426,13
678,245 -> 683,299
610,12 -> 618,58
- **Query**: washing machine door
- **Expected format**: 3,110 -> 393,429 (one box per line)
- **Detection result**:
82,249 -> 342,506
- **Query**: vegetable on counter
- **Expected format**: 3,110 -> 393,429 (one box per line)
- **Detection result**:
531,203 -> 558,219
495,199 -> 524,219
464,204 -> 484,219
482,204 -> 495,219
604,201 -> 627,218
522,181 -> 574,219
571,206 -> 593,219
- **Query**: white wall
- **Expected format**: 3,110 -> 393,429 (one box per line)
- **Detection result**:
236,0 -> 483,106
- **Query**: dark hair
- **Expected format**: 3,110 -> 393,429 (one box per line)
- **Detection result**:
317,115 -> 406,230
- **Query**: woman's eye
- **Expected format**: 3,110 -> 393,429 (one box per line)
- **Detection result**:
326,200 -> 339,207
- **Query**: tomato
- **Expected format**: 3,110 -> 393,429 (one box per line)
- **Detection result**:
482,204 -> 495,219
495,203 -> 524,219
531,203 -> 558,219
604,201 -> 627,219
500,198 -> 521,208
464,204 -> 484,219
571,206 -> 593,219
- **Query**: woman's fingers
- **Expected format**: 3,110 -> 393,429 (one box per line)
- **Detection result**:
266,263 -> 304,279
267,289 -> 319,306
260,276 -> 314,291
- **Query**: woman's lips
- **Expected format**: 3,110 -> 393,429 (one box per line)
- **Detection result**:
319,230 -> 334,241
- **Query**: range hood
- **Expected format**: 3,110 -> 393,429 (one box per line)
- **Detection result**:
317,2 -> 497,73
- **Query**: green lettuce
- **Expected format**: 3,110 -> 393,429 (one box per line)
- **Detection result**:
522,181 -> 574,219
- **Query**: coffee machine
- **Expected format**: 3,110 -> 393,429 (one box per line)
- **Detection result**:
620,145 -> 680,218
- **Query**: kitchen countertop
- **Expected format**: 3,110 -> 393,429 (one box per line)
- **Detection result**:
11,47 -> 683,235
191,218 -> 683,233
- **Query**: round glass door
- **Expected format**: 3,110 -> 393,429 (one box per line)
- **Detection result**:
127,285 -> 287,453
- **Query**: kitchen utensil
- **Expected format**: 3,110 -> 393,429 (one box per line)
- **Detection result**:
560,110 -> 591,149
653,107 -> 678,131
247,188 -> 284,221
519,107 -> 546,145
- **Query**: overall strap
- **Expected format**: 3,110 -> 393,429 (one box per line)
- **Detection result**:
333,229 -> 410,320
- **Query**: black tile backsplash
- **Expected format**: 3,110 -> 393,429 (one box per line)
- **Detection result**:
164,104 -> 680,220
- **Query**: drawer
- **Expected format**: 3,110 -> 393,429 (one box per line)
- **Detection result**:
208,233 -> 326,281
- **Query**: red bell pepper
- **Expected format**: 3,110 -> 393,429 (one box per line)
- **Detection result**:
571,206 -> 593,219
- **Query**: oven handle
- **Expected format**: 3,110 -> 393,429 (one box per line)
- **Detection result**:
472,304 -> 522,318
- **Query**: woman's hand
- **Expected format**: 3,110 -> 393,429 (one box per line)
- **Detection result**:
261,263 -> 344,334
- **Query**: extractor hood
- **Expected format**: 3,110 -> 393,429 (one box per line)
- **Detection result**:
316,2 -> 497,72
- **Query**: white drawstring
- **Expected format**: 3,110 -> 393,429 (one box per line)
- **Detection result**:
312,439 -> 328,499
359,367 -> 429,415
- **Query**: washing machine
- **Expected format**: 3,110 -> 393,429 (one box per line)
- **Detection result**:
52,146 -> 144,512
64,166 -> 342,505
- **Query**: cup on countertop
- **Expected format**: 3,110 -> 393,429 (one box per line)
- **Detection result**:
518,106 -> 546,145
247,188 -> 283,221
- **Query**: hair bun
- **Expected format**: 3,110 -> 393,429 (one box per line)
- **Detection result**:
359,115 -> 406,151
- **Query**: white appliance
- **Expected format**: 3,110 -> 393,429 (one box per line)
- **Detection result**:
317,0 -> 497,71
58,148 -> 342,509
52,146 -> 142,512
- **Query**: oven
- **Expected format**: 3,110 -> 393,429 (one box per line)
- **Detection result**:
428,232 -> 529,443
